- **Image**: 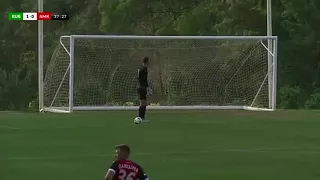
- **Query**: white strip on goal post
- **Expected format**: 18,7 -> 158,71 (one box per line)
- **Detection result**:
41,35 -> 278,113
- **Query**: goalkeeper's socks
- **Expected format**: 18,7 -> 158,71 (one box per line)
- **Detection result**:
138,106 -> 144,118
141,106 -> 147,119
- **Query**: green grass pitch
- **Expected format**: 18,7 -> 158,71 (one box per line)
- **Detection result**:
1,110 -> 320,180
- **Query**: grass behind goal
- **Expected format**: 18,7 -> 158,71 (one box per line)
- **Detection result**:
1,110 -> 320,180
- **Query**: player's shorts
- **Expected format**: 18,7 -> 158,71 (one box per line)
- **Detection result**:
137,87 -> 147,100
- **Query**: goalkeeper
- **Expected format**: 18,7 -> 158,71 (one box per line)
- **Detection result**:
137,57 -> 151,122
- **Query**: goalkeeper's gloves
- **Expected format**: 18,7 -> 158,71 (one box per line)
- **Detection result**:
147,87 -> 153,95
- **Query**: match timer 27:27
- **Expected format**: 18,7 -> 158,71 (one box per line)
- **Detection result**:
52,14 -> 69,20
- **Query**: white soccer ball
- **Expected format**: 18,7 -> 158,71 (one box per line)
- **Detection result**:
134,117 -> 143,124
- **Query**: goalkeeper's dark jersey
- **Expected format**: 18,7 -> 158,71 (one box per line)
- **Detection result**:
138,66 -> 148,88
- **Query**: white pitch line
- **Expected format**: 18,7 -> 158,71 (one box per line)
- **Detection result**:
0,126 -> 108,130
224,148 -> 320,152
178,121 -> 227,124
0,126 -> 20,130
5,156 -> 69,160
3,148 -> 320,160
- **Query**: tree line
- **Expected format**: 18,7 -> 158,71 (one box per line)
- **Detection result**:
1,0 -> 320,110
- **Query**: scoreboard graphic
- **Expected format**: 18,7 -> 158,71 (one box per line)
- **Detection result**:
9,12 -> 69,20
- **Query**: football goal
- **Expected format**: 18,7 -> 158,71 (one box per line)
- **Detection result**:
41,35 -> 277,113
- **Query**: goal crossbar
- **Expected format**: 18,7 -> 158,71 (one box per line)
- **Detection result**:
71,35 -> 277,40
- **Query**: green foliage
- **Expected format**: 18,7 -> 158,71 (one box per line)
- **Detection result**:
279,85 -> 301,109
0,68 -> 32,110
1,0 -> 320,110
305,88 -> 320,109
305,93 -> 320,109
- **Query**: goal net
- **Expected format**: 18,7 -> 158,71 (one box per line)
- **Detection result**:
42,35 -> 277,113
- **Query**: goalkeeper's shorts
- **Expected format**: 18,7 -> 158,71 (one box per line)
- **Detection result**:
137,87 -> 147,100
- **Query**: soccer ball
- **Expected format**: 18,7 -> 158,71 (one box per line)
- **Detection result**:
134,117 -> 143,124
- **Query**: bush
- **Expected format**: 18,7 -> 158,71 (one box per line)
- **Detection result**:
305,89 -> 320,109
0,68 -> 33,110
28,96 -> 39,111
279,85 -> 302,109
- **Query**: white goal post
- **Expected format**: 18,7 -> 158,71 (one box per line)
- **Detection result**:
41,35 -> 277,113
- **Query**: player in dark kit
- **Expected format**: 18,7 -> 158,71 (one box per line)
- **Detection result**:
137,57 -> 152,122
104,144 -> 149,180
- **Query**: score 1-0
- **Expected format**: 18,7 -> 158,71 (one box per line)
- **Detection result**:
23,12 -> 37,20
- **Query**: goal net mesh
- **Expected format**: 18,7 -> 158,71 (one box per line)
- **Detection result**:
44,36 -> 273,110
